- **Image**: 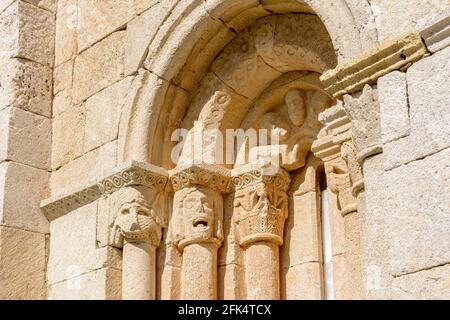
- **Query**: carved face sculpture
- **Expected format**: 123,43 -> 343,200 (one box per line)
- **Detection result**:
174,187 -> 223,248
111,188 -> 165,247
183,189 -> 215,240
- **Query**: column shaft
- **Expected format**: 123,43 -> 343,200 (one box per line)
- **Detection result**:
181,243 -> 218,300
244,242 -> 280,300
122,241 -> 156,300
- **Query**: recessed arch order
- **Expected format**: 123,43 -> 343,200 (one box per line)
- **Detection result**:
118,0 -> 378,168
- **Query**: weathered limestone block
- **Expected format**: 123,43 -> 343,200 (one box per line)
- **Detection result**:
51,103 -> 85,169
0,107 -> 50,170
407,47 -> 450,149
129,0 -> 159,17
53,59 -> 73,116
362,155 -> 394,299
0,162 -> 49,233
0,0 -> 15,13
0,1 -> 55,66
54,59 -> 73,96
343,85 -> 383,162
50,141 -> 117,194
73,31 -> 125,104
382,148 -> 450,276
125,0 -> 178,76
24,0 -> 55,12
0,226 -> 47,299
77,0 -> 130,52
392,264 -> 450,300
383,47 -> 450,169
47,201 -> 122,285
204,0 -> 259,22
370,0 -> 450,41
84,77 -> 133,152
144,1 -> 223,82
363,149 -> 450,299
49,267 -> 121,300
281,262 -> 323,300
0,58 -> 52,117
55,0 -> 77,66
377,71 -> 410,144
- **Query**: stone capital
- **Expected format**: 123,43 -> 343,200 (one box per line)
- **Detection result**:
111,186 -> 166,248
232,166 -> 291,247
312,105 -> 364,215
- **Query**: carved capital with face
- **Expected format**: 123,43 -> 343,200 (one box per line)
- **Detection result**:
111,187 -> 166,248
173,187 -> 224,250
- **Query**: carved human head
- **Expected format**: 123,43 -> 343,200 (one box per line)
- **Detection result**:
173,187 -> 223,249
111,187 -> 165,247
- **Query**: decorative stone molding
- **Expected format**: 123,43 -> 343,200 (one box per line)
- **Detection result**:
169,163 -> 231,194
420,15 -> 450,53
41,161 -> 169,222
232,166 -> 291,247
321,33 -> 428,99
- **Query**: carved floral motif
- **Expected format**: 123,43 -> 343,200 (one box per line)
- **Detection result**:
233,168 -> 290,246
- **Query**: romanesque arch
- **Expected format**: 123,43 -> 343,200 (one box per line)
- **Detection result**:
109,0 -> 371,300
118,0 -> 378,166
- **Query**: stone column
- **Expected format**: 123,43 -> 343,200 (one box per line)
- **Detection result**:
111,186 -> 166,300
232,166 -> 291,300
170,164 -> 230,300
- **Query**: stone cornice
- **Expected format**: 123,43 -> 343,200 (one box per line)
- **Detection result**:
169,163 -> 232,193
420,15 -> 450,53
321,33 -> 428,99
41,161 -> 169,222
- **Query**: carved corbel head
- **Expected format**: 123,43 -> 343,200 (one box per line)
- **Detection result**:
172,186 -> 224,250
111,186 -> 166,248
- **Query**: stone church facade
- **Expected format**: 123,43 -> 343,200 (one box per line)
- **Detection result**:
0,0 -> 449,300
